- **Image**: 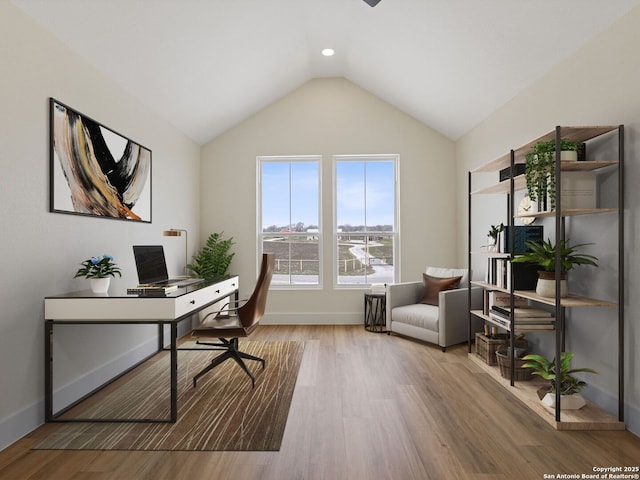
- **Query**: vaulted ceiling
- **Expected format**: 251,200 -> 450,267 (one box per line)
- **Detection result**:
13,0 -> 640,145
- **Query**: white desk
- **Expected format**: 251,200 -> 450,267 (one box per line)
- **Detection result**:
44,276 -> 239,423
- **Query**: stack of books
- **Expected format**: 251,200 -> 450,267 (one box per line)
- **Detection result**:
489,305 -> 555,331
127,284 -> 178,296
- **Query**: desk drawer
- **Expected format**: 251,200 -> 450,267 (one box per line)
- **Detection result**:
174,276 -> 238,318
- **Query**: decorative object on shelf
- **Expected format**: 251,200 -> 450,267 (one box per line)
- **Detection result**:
511,238 -> 598,297
485,223 -> 504,252
187,232 -> 235,283
74,254 -> 122,293
517,194 -> 535,225
163,228 -> 188,276
499,163 -> 526,182
521,352 -> 598,410
524,139 -> 582,211
503,224 -> 543,253
50,98 -> 152,222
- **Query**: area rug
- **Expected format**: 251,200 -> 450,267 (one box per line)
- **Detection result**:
34,341 -> 304,451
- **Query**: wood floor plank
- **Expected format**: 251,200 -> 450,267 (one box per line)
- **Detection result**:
2,325 -> 639,480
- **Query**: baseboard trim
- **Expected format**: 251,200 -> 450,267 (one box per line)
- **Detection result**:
584,383 -> 639,436
261,312 -> 363,325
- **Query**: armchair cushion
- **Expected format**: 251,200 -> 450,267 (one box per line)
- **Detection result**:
420,273 -> 462,305
391,303 -> 439,330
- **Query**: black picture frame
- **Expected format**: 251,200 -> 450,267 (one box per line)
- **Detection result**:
49,98 -> 152,222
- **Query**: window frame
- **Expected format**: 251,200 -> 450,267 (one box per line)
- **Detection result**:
332,154 -> 400,289
257,155 -> 323,289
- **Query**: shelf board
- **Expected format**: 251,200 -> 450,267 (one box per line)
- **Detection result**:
471,161 -> 618,195
514,208 -> 618,218
469,282 -> 617,308
471,175 -> 526,195
468,353 -> 625,430
471,310 -> 555,333
471,126 -> 620,173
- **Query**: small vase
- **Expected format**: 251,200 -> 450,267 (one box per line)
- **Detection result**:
541,392 -> 586,410
90,277 -> 111,294
536,271 -> 568,298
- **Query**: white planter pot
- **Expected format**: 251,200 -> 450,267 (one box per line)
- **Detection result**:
542,392 -> 586,410
536,271 -> 568,298
549,150 -> 579,162
90,277 -> 111,294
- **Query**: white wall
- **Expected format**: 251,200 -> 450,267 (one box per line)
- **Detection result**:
456,6 -> 640,434
201,78 -> 457,324
0,3 -> 201,450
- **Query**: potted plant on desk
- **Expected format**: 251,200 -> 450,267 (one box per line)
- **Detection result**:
74,254 -> 122,293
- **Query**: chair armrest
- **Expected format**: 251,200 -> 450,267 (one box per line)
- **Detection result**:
386,281 -> 423,327
439,287 -> 484,347
386,281 -> 423,309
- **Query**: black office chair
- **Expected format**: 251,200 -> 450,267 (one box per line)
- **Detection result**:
191,253 -> 274,388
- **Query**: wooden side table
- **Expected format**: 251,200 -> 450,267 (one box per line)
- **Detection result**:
364,293 -> 386,333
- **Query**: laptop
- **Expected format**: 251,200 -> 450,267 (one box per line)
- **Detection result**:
132,245 -> 203,287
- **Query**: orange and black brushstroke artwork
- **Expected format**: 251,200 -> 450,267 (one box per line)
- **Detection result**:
51,100 -> 151,221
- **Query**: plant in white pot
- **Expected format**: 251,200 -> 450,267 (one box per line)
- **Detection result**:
510,238 -> 598,297
74,254 -> 122,293
485,223 -> 504,252
521,352 -> 598,410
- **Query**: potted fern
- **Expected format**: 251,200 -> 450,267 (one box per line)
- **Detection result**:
522,352 -> 598,409
187,232 -> 235,282
511,238 -> 598,297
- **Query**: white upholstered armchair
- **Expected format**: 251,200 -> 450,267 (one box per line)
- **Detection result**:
386,266 -> 483,351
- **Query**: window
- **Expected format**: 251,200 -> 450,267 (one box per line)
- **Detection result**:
258,156 -> 321,287
334,155 -> 399,286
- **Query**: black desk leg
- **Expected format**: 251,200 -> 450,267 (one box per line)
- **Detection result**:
44,320 -> 53,422
170,322 -> 178,422
158,323 -> 165,351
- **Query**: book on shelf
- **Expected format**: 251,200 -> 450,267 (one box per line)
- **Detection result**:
484,290 -> 528,315
484,258 -> 538,290
488,312 -> 555,330
491,305 -> 552,318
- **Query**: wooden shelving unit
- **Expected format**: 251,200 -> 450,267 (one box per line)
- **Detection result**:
468,354 -> 625,431
467,125 -> 624,430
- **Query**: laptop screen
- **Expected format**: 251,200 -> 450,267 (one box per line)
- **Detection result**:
133,245 -> 169,284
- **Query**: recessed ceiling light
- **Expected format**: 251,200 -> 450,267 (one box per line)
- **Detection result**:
321,48 -> 335,57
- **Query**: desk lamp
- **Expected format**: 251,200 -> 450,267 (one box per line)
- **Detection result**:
162,228 -> 188,277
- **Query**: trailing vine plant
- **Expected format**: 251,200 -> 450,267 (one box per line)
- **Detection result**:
524,139 -> 581,211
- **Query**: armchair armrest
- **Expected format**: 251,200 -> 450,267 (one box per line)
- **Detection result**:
386,281 -> 423,326
439,287 -> 483,347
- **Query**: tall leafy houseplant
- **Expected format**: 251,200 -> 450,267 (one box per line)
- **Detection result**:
187,232 -> 235,282
525,139 -> 581,211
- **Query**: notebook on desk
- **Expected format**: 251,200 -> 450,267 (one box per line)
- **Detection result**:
132,245 -> 203,287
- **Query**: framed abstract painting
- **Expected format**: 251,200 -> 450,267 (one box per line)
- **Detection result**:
49,98 -> 152,222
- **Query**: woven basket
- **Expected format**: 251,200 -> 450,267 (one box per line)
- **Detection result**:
475,333 -> 528,366
495,347 -> 534,381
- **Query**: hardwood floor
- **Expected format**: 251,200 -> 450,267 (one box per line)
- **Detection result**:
2,325 -> 639,479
